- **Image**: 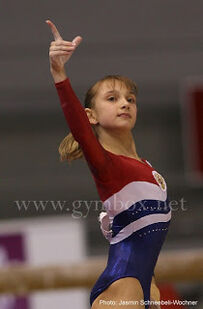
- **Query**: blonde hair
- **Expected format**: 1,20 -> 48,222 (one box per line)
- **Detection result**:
59,75 -> 138,163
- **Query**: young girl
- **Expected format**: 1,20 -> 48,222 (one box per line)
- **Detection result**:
46,20 -> 171,309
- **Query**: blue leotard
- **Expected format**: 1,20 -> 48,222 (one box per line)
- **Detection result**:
55,78 -> 171,309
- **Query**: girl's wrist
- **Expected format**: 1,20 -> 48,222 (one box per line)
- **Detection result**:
50,67 -> 67,83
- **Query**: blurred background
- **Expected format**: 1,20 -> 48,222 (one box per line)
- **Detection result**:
1,0 -> 203,308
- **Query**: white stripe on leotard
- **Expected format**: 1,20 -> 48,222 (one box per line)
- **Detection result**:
103,181 -> 167,218
110,211 -> 171,244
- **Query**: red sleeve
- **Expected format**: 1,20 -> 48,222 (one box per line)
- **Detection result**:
55,77 -> 111,179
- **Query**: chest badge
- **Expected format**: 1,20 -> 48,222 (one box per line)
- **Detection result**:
152,171 -> 167,191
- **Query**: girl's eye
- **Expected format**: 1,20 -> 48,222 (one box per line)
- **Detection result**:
108,96 -> 116,101
128,97 -> 135,103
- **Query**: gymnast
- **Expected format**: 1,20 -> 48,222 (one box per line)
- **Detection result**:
46,20 -> 171,309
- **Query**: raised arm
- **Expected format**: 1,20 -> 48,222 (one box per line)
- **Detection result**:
46,20 -> 111,178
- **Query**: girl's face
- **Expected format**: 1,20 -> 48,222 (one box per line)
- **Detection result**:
86,80 -> 137,132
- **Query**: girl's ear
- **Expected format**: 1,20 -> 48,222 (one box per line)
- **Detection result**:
85,108 -> 98,125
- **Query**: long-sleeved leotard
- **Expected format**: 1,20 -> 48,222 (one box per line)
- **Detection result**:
55,78 -> 171,309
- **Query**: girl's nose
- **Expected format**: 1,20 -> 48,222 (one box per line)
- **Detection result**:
121,99 -> 130,109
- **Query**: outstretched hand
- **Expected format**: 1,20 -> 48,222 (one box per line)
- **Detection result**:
46,20 -> 82,78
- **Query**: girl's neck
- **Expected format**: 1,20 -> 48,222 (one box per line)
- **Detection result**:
98,128 -> 140,159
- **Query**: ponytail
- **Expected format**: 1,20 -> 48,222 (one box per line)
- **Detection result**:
58,133 -> 84,163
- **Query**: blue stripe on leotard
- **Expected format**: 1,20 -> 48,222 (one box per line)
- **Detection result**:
112,198 -> 170,237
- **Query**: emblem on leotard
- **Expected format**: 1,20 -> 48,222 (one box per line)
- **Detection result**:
152,171 -> 167,192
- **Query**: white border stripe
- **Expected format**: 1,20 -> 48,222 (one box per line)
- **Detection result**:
104,181 -> 167,217
110,211 -> 171,244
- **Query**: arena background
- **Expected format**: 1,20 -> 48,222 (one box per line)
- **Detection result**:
1,1 -> 203,308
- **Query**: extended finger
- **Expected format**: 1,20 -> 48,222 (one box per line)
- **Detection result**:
72,36 -> 83,46
46,19 -> 62,41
